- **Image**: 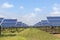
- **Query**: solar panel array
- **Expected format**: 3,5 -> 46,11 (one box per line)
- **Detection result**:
0,18 -> 28,28
34,17 -> 60,27
34,20 -> 50,26
0,16 -> 60,27
47,17 -> 60,26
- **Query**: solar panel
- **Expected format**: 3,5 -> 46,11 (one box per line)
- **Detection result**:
22,23 -> 28,27
34,22 -> 42,26
16,22 -> 28,27
48,20 -> 60,23
41,20 -> 50,26
47,17 -> 60,20
3,19 -> 17,23
1,19 -> 17,28
16,22 -> 22,27
47,17 -> 60,26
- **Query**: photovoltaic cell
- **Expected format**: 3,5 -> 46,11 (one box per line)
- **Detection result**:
16,22 -> 22,27
16,22 -> 28,27
47,17 -> 60,26
41,20 -> 50,26
22,23 -> 28,27
34,22 -> 42,26
47,17 -> 60,20
48,20 -> 60,23
3,19 -> 17,23
1,19 -> 17,27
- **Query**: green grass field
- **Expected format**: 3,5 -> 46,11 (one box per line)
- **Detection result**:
0,28 -> 60,40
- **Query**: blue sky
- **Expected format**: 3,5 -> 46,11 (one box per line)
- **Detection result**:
0,0 -> 60,25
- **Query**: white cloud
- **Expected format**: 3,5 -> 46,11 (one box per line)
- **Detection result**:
1,2 -> 14,8
0,15 -> 5,18
20,6 -> 24,9
0,13 -> 7,18
34,8 -> 41,12
48,4 -> 60,16
49,11 -> 60,16
53,6 -> 58,11
17,13 -> 40,25
0,13 -> 9,18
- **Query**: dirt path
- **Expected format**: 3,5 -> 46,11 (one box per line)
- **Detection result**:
53,34 -> 60,38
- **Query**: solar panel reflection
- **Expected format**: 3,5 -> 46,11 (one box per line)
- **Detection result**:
0,18 -> 4,25
0,18 -> 3,22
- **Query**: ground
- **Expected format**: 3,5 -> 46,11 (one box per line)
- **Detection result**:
53,34 -> 60,38
0,28 -> 60,40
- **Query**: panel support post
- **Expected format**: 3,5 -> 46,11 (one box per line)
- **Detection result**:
0,26 -> 1,36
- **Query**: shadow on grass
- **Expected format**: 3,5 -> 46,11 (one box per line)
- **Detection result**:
0,34 -> 16,37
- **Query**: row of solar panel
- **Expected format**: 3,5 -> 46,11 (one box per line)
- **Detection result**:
0,18 -> 28,28
34,17 -> 60,26
0,16 -> 60,27
34,20 -> 50,26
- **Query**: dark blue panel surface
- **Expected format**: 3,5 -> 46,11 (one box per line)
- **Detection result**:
3,19 -> 17,23
16,22 -> 28,27
41,20 -> 50,26
34,22 -> 42,26
1,19 -> 17,27
48,20 -> 60,23
16,22 -> 22,27
47,17 -> 60,20
47,17 -> 60,26
1,23 -> 16,27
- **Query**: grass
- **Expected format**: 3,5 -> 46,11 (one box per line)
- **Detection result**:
0,36 -> 26,40
0,28 -> 60,40
20,28 -> 60,40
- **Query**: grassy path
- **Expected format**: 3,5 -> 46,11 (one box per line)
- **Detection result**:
0,28 -> 60,40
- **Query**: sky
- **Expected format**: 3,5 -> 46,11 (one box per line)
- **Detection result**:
0,0 -> 60,25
